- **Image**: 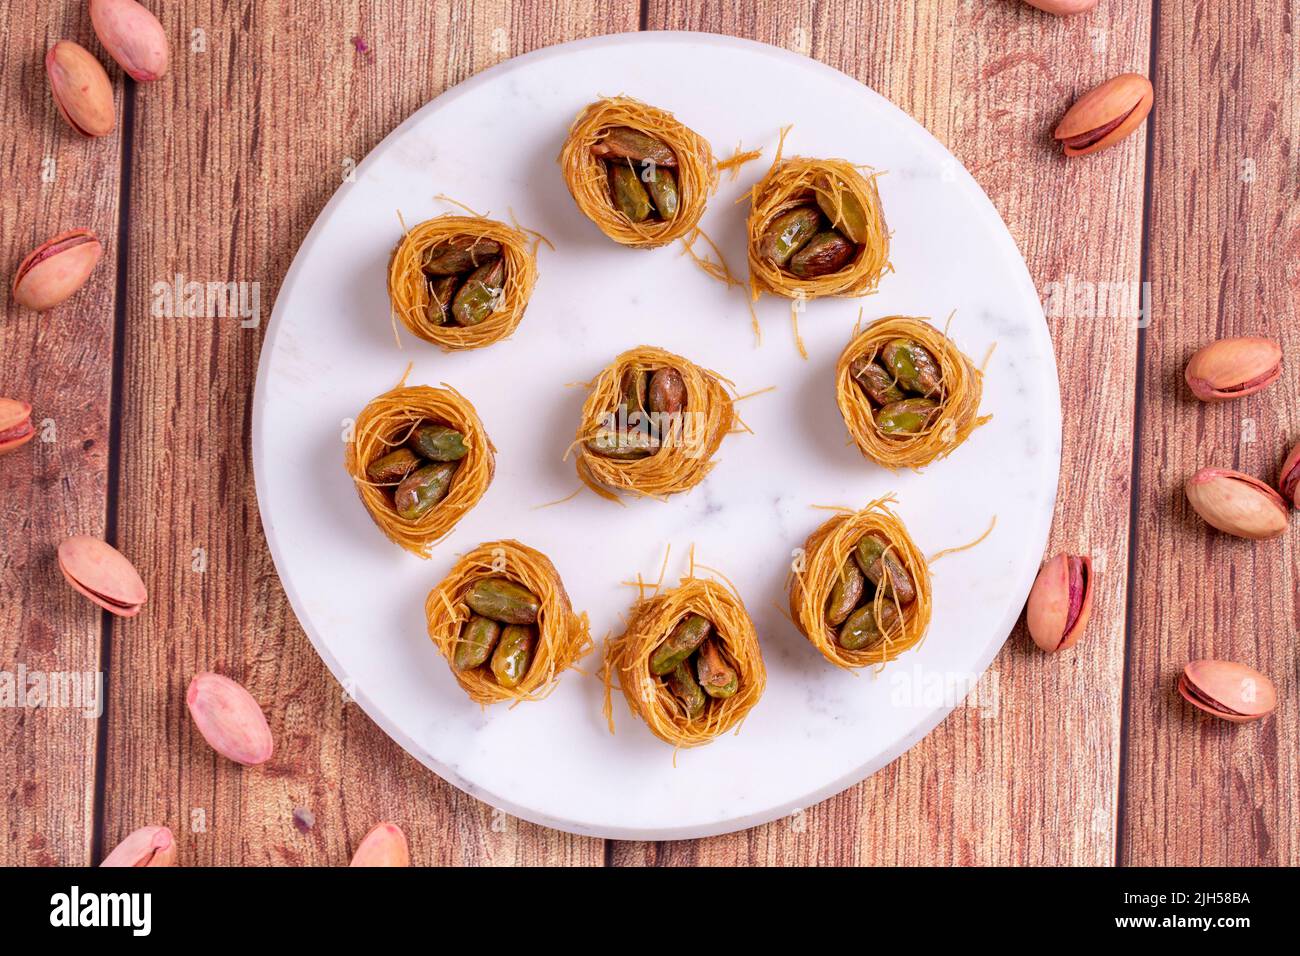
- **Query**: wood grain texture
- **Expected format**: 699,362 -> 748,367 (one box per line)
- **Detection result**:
620,0 -> 1152,866
1123,0 -> 1300,865
7,0 -> 1296,868
98,0 -> 634,867
0,8 -> 122,866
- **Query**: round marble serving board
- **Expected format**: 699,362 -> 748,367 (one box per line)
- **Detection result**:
253,32 -> 1061,839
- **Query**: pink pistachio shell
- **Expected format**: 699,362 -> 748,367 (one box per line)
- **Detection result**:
90,0 -> 170,82
100,825 -> 177,867
186,672 -> 274,766
57,535 -> 147,616
1277,441 -> 1300,508
1184,337 -> 1282,401
0,399 -> 35,454
1179,660 -> 1277,723
349,822 -> 411,867
1054,73 -> 1153,157
1026,553 -> 1094,652
1185,467 -> 1288,539
12,229 -> 103,312
45,40 -> 115,137
1021,0 -> 1100,13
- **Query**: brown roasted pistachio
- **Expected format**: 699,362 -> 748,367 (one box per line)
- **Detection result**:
789,231 -> 855,278
426,274 -> 459,326
590,126 -> 677,167
853,534 -> 916,606
453,615 -> 501,670
825,560 -> 865,627
609,162 -> 653,222
668,660 -> 706,718
695,638 -> 738,699
875,398 -> 939,435
649,613 -> 711,676
367,448 -> 419,484
620,369 -> 649,423
490,624 -> 536,688
839,601 -> 901,651
881,338 -> 943,396
643,167 -> 679,220
421,237 -> 501,275
465,578 -> 540,625
394,461 -> 457,519
451,258 -> 505,326
409,424 -> 468,462
859,366 -> 907,406
589,127 -> 680,224
586,427 -> 659,460
757,206 -> 821,268
812,176 -> 870,244
648,367 -> 686,416
851,358 -> 905,406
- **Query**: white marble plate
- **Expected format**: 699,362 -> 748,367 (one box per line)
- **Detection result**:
253,32 -> 1060,839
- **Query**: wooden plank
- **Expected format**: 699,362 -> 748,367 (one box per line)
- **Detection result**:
99,0 -> 634,866
0,10 -> 122,865
1123,0 -> 1300,865
622,0 -> 1151,865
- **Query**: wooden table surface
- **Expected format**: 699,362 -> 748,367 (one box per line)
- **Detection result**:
2,0 -> 1296,867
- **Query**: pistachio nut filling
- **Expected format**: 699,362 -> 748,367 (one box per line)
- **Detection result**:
647,615 -> 742,718
364,419 -> 471,520
754,172 -> 876,279
850,337 -> 947,438
586,365 -> 689,459
452,577 -> 543,689
417,237 -> 506,328
591,126 -> 680,224
816,532 -> 916,651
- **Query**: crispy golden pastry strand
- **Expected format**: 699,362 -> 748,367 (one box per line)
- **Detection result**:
604,572 -> 765,747
746,148 -> 890,301
573,345 -> 736,501
837,315 -> 989,469
789,498 -> 932,669
388,214 -> 539,351
344,381 -> 495,558
426,540 -> 592,705
559,96 -> 717,248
